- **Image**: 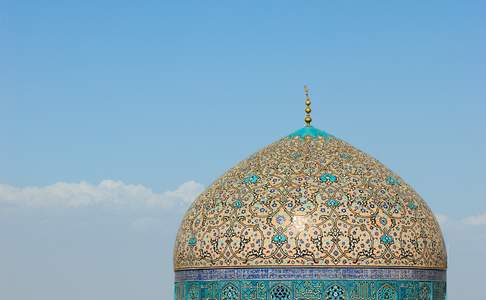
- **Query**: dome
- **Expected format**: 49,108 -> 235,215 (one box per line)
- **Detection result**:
174,127 -> 446,270
173,89 -> 446,300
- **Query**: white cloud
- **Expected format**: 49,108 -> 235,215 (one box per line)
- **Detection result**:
434,213 -> 486,227
162,181 -> 205,204
435,213 -> 449,226
463,212 -> 486,226
0,180 -> 204,208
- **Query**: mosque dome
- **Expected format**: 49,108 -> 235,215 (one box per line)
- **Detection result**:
173,87 -> 447,300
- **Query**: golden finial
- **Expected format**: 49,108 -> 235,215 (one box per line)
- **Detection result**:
304,85 -> 312,127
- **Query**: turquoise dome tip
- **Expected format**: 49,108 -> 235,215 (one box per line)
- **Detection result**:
287,126 -> 333,140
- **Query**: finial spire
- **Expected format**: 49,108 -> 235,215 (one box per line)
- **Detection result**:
304,85 -> 312,127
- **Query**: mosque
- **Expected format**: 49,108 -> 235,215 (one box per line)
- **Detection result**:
173,87 -> 447,299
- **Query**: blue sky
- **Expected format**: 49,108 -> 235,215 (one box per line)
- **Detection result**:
1,1 -> 485,299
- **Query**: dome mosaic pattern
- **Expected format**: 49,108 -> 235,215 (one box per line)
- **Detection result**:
173,126 -> 447,299
174,127 -> 446,270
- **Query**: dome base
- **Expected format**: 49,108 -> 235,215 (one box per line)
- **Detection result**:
174,267 -> 446,300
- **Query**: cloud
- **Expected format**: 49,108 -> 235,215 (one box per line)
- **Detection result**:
435,213 -> 449,226
435,212 -> 486,228
0,180 -> 204,209
162,181 -> 205,204
463,212 -> 486,226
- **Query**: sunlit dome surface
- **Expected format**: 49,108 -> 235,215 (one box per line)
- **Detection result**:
174,126 -> 446,271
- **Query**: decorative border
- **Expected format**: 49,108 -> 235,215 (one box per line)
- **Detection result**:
175,267 -> 446,282
174,279 -> 447,300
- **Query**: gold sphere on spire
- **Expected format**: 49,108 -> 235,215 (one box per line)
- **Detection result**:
304,85 -> 312,127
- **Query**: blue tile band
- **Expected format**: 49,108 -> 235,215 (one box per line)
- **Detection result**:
175,267 -> 446,282
174,268 -> 446,299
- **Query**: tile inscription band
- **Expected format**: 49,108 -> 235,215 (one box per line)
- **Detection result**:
175,267 -> 446,282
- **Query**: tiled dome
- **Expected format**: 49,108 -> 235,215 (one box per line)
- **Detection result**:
173,88 -> 447,299
173,126 -> 446,271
